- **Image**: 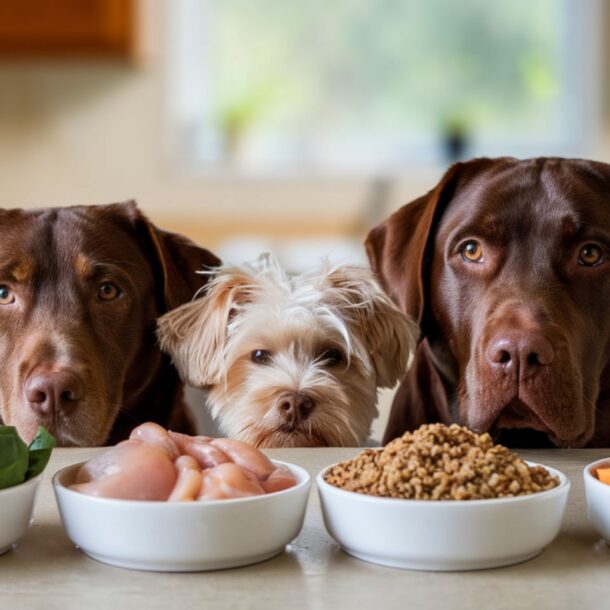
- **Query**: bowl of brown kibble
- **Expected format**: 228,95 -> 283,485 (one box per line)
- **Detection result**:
317,423 -> 570,571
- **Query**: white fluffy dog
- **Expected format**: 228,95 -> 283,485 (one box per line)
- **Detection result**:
157,254 -> 417,447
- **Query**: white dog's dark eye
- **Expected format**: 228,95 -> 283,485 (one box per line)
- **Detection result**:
320,348 -> 344,366
251,349 -> 272,365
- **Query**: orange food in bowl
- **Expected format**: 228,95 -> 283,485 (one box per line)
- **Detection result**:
596,467 -> 610,485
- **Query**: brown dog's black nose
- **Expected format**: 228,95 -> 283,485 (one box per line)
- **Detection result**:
25,370 -> 85,417
486,331 -> 554,377
277,392 -> 315,423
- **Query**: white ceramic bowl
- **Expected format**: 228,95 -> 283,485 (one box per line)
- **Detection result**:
317,462 -> 569,571
583,457 -> 610,544
54,459 -> 311,572
0,473 -> 43,554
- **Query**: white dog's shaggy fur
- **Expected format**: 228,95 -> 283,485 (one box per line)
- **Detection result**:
157,254 -> 417,447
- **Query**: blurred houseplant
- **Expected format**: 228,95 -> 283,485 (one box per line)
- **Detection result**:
216,86 -> 274,164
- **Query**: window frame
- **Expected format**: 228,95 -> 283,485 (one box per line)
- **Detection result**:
167,0 -> 605,178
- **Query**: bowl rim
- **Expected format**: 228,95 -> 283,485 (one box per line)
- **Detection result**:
0,471 -> 44,497
317,460 -> 570,506
53,459 -> 311,507
582,457 -> 610,491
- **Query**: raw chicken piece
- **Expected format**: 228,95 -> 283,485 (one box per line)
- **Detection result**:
129,422 -> 180,459
71,440 -> 177,501
209,438 -> 275,481
169,431 -> 230,469
169,431 -> 213,444
168,455 -> 202,502
198,463 -> 265,500
70,423 -> 293,502
261,465 -> 297,493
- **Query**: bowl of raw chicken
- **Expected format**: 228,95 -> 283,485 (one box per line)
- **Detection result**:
53,423 -> 311,572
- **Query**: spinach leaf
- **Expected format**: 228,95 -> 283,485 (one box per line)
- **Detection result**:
0,426 -> 29,489
26,426 -> 56,480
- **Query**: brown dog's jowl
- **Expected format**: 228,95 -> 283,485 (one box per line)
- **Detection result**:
367,157 -> 610,448
0,201 -> 219,447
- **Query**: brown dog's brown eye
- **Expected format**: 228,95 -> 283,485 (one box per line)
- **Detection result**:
251,349 -> 272,365
460,240 -> 484,263
0,285 -> 14,305
320,348 -> 345,366
578,244 -> 603,267
97,282 -> 121,301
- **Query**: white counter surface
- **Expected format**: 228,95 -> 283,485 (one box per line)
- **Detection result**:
1,447 -> 609,610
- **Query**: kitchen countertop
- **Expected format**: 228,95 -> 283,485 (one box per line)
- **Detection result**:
1,447 -> 610,610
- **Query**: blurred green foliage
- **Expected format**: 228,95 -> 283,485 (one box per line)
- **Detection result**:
205,0 -> 563,157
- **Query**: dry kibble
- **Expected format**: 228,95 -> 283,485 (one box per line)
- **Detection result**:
324,423 -> 559,500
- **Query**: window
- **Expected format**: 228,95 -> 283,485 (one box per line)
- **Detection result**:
170,0 -> 601,173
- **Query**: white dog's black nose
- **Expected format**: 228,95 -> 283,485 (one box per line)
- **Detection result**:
277,392 -> 315,423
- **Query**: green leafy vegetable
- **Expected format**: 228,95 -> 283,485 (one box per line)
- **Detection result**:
0,426 -> 29,489
26,426 -> 56,480
0,425 -> 56,490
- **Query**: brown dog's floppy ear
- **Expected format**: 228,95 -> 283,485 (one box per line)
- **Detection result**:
365,162 -> 466,331
110,201 -> 221,313
322,266 -> 419,389
157,267 -> 256,387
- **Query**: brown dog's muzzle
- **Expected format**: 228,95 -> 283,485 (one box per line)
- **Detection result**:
25,368 -> 85,421
485,329 -> 555,378
468,305 -> 587,446
482,327 -> 556,433
7,324 -> 113,446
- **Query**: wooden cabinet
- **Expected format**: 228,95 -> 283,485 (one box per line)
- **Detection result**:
0,0 -> 134,58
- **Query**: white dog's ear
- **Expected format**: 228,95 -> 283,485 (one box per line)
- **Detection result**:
323,266 -> 418,388
157,269 -> 256,386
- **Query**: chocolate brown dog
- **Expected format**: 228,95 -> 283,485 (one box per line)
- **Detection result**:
0,201 -> 219,446
367,157 -> 610,447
